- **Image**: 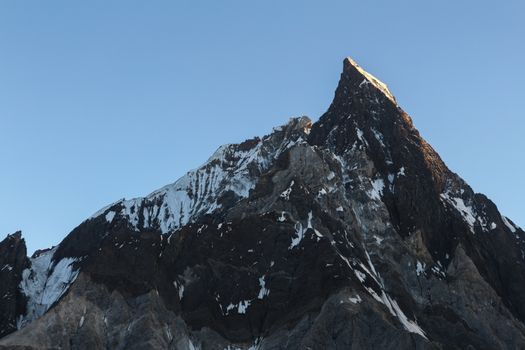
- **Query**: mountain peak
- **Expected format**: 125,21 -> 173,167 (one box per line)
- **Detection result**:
2,58 -> 525,350
342,57 -> 396,104
309,57 -> 406,156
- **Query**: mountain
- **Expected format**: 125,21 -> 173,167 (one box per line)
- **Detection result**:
1,57 -> 524,350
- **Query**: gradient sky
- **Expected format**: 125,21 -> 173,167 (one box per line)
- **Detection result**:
1,1 -> 524,254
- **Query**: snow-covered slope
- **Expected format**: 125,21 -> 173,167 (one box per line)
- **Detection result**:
17,248 -> 79,328
89,117 -> 312,234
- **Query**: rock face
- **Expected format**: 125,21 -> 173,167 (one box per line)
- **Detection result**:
1,57 -> 524,350
0,232 -> 29,338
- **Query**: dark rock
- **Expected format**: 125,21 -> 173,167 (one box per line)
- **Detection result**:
0,232 -> 29,337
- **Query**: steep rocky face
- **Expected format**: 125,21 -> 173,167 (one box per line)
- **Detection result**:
0,232 -> 29,337
1,58 -> 524,350
311,57 -> 525,326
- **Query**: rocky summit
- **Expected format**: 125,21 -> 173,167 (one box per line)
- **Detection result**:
1,58 -> 524,350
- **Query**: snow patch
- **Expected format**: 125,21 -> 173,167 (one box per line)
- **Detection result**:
416,261 -> 425,276
226,300 -> 251,315
368,179 -> 385,201
441,192 -> 477,233
356,128 -> 366,144
354,270 -> 366,283
358,79 -> 369,88
289,222 -> 305,249
289,212 -> 321,248
431,263 -> 446,278
280,180 -> 294,201
371,129 -> 386,148
388,296 -> 427,338
373,235 -> 384,244
348,295 -> 362,304
257,276 -> 270,299
502,216 -> 517,233
105,211 -> 116,223
173,280 -> 185,300
18,249 -> 80,328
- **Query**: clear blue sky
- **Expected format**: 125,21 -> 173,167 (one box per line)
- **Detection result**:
1,1 -> 523,254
